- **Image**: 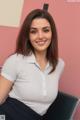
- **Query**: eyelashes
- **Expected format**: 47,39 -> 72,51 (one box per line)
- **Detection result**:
30,29 -> 50,34
43,29 -> 50,32
30,30 -> 37,34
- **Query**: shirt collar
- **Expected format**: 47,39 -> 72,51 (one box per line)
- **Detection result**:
26,53 -> 50,71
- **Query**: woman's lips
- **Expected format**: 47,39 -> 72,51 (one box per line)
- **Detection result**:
35,40 -> 47,45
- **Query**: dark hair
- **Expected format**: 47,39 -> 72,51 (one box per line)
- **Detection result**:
15,9 -> 58,73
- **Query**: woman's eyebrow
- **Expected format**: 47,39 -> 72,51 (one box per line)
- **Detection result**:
42,26 -> 51,29
30,27 -> 37,30
30,26 -> 51,29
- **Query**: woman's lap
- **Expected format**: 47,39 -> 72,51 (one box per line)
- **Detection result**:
0,97 -> 56,120
0,97 -> 41,120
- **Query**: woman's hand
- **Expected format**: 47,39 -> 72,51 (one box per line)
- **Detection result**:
0,75 -> 13,105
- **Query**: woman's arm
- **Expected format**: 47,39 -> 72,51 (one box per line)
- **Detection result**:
0,75 -> 13,105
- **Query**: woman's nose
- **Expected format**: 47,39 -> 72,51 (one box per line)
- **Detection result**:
38,31 -> 44,39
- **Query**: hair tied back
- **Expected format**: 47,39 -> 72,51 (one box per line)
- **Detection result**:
43,3 -> 49,11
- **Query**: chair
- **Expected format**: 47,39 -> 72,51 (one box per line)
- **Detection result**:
48,91 -> 79,120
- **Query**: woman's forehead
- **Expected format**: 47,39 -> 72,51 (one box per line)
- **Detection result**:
30,18 -> 51,28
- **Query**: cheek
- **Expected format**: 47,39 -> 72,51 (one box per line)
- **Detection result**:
47,34 -> 52,43
46,32 -> 52,39
29,34 -> 37,42
29,35 -> 36,47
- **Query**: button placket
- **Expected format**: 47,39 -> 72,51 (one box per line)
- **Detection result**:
40,71 -> 47,96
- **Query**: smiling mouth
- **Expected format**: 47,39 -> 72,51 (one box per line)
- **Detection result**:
35,40 -> 47,45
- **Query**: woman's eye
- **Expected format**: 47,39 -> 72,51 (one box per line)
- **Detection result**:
44,29 -> 50,32
30,30 -> 37,34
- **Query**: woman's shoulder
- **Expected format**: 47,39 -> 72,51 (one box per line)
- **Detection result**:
4,53 -> 34,65
58,58 -> 65,66
56,58 -> 65,71
6,53 -> 24,61
3,53 -> 24,66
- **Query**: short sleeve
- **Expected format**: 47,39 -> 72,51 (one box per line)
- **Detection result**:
1,54 -> 18,82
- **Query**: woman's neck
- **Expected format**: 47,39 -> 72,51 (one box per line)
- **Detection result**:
34,51 -> 48,71
35,51 -> 47,61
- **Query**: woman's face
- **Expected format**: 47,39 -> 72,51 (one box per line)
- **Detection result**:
29,18 -> 52,54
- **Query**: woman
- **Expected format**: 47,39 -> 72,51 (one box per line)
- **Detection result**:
0,8 -> 65,120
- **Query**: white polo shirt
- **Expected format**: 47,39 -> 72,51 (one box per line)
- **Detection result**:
1,53 -> 65,115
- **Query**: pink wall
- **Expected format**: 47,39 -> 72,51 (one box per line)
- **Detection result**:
0,0 -> 80,99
